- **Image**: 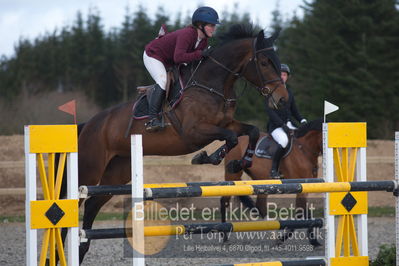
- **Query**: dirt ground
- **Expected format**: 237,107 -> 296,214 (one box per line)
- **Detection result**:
0,135 -> 396,216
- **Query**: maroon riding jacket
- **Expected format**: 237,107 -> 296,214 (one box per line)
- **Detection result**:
145,26 -> 207,68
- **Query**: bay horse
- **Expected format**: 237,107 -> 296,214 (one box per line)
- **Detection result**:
71,24 -> 288,263
221,119 -> 323,245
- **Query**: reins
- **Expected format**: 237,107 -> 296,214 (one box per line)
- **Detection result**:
183,59 -> 237,105
184,39 -> 283,106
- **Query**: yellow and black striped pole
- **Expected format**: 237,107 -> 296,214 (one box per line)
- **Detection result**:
143,180 -> 397,199
80,219 -> 323,239
79,178 -> 325,198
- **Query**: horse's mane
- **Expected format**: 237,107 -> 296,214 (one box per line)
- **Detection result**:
217,24 -> 257,45
215,23 -> 281,74
295,118 -> 323,138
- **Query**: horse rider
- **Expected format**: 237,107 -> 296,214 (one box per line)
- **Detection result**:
265,63 -> 307,179
143,6 -> 220,132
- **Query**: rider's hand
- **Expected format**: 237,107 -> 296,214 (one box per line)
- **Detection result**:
202,47 -> 212,57
286,121 -> 297,130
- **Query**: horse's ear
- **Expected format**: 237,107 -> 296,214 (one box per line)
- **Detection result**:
258,30 -> 265,39
256,30 -> 265,49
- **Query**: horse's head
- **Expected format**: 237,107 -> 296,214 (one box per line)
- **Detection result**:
204,24 -> 288,109
241,30 -> 288,109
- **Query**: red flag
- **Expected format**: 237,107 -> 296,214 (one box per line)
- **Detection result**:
58,100 -> 77,124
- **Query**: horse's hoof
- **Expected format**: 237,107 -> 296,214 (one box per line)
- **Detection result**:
270,169 -> 282,179
145,125 -> 163,133
222,232 -> 229,243
191,151 -> 208,164
226,160 -> 243,173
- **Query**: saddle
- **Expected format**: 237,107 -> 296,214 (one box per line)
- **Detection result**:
254,133 -> 294,159
133,66 -> 184,119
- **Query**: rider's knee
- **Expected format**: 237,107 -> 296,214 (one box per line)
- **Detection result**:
277,131 -> 289,148
280,138 -> 288,148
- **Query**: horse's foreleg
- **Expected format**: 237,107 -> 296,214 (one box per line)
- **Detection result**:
296,193 -> 322,247
220,196 -> 231,223
191,125 -> 238,165
238,123 -> 259,168
220,196 -> 231,242
255,194 -> 268,218
225,121 -> 259,173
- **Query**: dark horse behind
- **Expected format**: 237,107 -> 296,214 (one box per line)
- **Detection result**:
60,24 -> 289,264
222,118 -> 323,245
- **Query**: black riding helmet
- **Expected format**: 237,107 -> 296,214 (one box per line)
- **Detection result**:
281,63 -> 291,75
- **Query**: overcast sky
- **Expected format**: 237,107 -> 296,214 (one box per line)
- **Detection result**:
0,0 -> 304,58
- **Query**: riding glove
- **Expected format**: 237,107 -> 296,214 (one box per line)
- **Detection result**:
202,47 -> 212,57
286,121 -> 297,130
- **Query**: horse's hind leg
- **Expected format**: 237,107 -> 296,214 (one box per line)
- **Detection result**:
79,195 -> 113,263
79,156 -> 131,263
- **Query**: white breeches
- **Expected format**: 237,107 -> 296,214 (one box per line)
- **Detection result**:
271,127 -> 289,148
143,51 -> 167,90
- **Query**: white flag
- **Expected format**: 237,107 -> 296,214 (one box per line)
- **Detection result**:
324,100 -> 339,123
324,100 -> 339,116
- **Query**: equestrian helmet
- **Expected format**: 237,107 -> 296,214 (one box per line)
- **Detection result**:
192,6 -> 220,25
281,64 -> 291,75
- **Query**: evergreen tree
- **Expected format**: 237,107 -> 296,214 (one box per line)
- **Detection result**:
69,11 -> 88,90
85,9 -> 107,104
277,0 -> 399,138
113,6 -> 135,102
1,2 -> 397,137
130,5 -> 154,90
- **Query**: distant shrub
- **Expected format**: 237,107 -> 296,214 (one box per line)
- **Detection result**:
370,244 -> 396,266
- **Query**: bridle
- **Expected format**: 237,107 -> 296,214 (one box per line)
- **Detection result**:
249,38 -> 283,99
185,38 -> 284,107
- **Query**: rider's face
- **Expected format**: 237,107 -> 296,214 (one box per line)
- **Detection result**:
281,72 -> 289,83
204,24 -> 216,37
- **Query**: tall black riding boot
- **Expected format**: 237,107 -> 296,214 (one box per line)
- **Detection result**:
270,144 -> 285,179
145,84 -> 166,132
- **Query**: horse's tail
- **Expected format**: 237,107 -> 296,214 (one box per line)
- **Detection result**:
58,122 -> 86,199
